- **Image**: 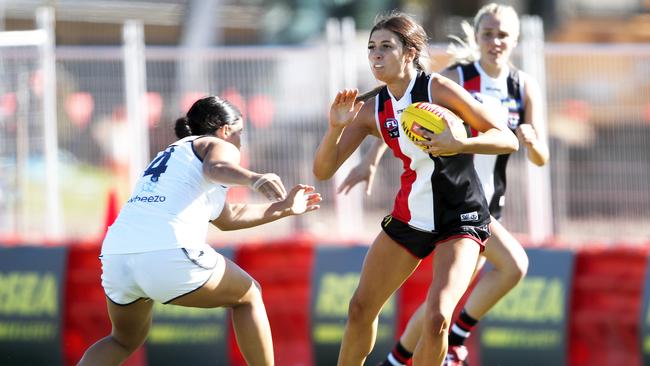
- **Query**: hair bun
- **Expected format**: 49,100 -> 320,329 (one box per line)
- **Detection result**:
174,117 -> 193,138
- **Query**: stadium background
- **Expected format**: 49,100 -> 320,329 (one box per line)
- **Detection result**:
0,0 -> 649,365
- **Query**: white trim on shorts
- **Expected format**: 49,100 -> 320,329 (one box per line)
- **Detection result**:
100,243 -> 223,305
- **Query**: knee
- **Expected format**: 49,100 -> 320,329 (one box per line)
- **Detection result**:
422,309 -> 450,337
232,278 -> 265,309
112,327 -> 149,353
502,251 -> 529,285
252,278 -> 262,293
244,279 -> 264,304
511,252 -> 529,281
346,294 -> 376,325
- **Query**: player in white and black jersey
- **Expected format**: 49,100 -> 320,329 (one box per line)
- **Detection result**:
78,96 -> 321,366
339,4 -> 550,366
313,11 -> 518,366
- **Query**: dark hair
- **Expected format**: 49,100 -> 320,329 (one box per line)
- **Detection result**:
370,11 -> 429,71
356,85 -> 384,103
174,96 -> 243,138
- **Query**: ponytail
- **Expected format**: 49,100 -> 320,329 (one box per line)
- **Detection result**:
446,21 -> 479,66
356,85 -> 384,103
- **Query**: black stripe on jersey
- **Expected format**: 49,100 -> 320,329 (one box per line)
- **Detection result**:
458,63 -> 480,81
489,154 -> 510,220
506,68 -> 525,125
431,154 -> 490,229
410,71 -> 431,101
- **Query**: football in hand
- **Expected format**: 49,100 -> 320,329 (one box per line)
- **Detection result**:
400,102 -> 467,156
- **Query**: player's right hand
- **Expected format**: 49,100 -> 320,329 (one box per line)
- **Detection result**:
329,89 -> 365,129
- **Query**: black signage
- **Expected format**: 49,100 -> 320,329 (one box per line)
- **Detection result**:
311,246 -> 396,365
145,247 -> 232,365
0,246 -> 67,366
479,248 -> 574,366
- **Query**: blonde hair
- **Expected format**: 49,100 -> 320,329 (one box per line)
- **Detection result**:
446,3 -> 520,66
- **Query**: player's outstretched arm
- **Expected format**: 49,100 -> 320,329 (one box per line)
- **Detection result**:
211,185 -> 321,231
201,137 -> 288,201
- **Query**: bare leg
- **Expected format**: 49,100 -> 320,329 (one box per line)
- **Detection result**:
396,253 -> 486,353
77,298 -> 153,366
337,232 -> 420,366
170,256 -> 274,366
412,238 -> 480,366
463,218 -> 528,319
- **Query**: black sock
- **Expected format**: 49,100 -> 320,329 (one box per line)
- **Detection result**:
380,341 -> 413,366
448,309 -> 479,347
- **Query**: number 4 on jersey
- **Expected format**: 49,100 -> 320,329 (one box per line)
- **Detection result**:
143,147 -> 175,182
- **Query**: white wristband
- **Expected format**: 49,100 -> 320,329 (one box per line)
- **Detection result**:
251,173 -> 281,191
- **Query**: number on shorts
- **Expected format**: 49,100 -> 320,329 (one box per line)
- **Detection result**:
143,147 -> 175,182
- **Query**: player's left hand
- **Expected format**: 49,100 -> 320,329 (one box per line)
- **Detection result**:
516,124 -> 538,146
415,118 -> 465,156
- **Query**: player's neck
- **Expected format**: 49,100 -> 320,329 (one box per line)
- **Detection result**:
385,70 -> 417,100
478,59 -> 506,78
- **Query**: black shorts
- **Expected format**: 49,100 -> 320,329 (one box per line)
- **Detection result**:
381,215 -> 490,259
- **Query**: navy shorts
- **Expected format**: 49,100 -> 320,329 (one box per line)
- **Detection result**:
381,215 -> 490,259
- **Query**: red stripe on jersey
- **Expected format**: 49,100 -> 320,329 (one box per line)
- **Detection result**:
463,75 -> 481,137
378,97 -> 415,223
464,75 -> 481,93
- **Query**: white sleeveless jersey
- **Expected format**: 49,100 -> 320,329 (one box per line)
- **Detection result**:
455,61 -> 525,218
102,136 -> 229,254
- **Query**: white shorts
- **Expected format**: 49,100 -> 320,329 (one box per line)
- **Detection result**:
100,243 -> 224,305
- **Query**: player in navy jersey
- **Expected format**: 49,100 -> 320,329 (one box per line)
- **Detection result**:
338,4 -> 549,365
78,96 -> 321,366
313,11 -> 518,366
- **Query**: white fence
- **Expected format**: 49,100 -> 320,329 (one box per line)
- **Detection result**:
0,20 -> 649,246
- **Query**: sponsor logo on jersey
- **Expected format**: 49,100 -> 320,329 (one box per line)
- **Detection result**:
127,195 -> 167,203
385,118 -> 400,138
460,211 -> 479,222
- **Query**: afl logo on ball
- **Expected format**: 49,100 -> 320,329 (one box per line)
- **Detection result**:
385,118 -> 400,138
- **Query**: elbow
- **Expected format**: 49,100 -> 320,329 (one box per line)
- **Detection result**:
500,133 -> 518,154
312,165 -> 334,181
211,220 -> 237,231
531,153 -> 549,167
509,136 -> 520,153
